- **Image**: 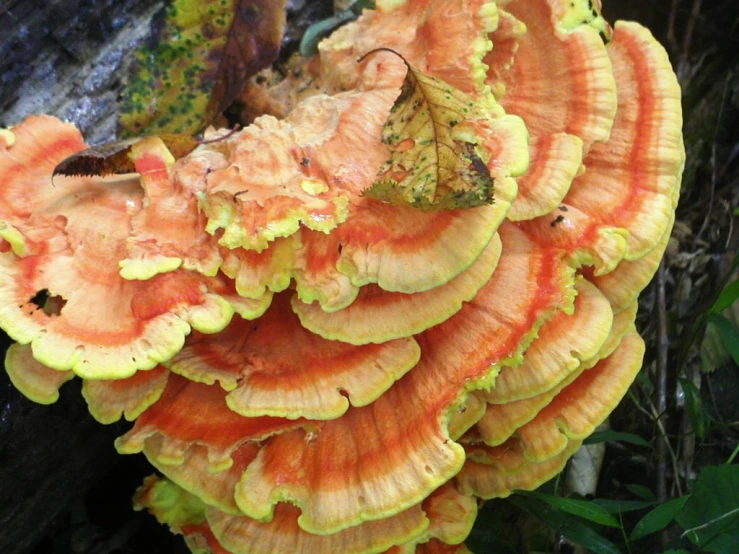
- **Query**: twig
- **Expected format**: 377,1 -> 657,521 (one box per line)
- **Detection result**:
620,512 -> 635,554
726,442 -> 739,465
678,0 -> 703,82
726,198 -> 735,251
667,0 -> 680,56
678,371 -> 698,493
628,389 -> 656,420
681,0 -> 702,57
648,398 -> 684,499
677,257 -> 739,369
706,375 -> 727,426
654,410 -> 684,498
628,387 -> 683,498
694,139 -> 717,243
0,1 -> 19,20
695,75 -> 730,243
656,260 -> 670,503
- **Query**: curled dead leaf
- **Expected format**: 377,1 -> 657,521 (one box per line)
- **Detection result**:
53,135 -> 199,178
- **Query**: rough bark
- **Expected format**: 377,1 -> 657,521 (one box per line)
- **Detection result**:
0,3 -> 167,551
0,0 -> 166,144
0,367 -> 123,553
0,2 -> 331,551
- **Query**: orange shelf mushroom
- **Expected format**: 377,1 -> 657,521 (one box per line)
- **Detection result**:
1,0 -> 683,552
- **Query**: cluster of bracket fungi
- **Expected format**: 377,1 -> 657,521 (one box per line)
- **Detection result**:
0,0 -> 683,552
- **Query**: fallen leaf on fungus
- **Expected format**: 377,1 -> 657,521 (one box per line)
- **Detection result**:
119,0 -> 287,136
53,135 -> 199,178
361,48 -> 495,211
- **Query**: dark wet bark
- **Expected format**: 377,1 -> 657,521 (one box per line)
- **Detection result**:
0,2 -> 332,552
0,367 -> 120,553
0,0 -> 332,144
0,2 -> 178,551
0,0 -> 166,145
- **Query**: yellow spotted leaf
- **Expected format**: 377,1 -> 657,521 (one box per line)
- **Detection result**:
119,0 -> 287,137
361,48 -> 495,211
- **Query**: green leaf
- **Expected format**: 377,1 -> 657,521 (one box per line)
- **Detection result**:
630,495 -> 690,540
702,299 -> 739,373
675,464 -> 739,553
707,312 -> 739,366
299,1 -> 374,56
300,11 -> 357,57
710,279 -> 739,313
360,48 -> 495,211
703,532 -> 739,554
624,484 -> 657,501
592,499 -> 657,514
519,491 -> 621,528
120,0 -> 287,136
702,317 -> 732,373
349,0 -> 376,13
584,430 -> 651,448
468,499 -> 524,554
509,496 -> 622,554
634,372 -> 655,396
679,378 -> 706,439
466,530 -> 519,554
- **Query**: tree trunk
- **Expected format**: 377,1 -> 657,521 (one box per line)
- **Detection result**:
0,0 -> 165,144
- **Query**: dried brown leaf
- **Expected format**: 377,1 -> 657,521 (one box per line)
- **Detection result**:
53,135 -> 199,178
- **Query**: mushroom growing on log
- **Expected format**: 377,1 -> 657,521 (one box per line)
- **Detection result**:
1,0 -> 683,552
